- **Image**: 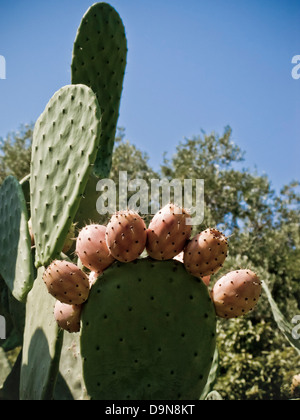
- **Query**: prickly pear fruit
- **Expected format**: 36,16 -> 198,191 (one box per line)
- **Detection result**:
76,224 -> 115,274
54,300 -> 82,333
184,228 -> 228,278
147,203 -> 192,260
105,210 -> 147,262
43,260 -> 90,305
211,269 -> 262,319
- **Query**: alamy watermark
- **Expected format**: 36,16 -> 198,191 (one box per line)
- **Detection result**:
0,55 -> 6,79
96,171 -> 204,225
0,315 -> 6,340
291,55 -> 300,80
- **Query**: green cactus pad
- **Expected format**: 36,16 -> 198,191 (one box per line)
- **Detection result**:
81,258 -> 216,400
54,332 -> 88,400
72,2 -> 127,178
20,267 -> 63,400
0,176 -> 34,302
30,84 -> 101,268
74,173 -> 104,229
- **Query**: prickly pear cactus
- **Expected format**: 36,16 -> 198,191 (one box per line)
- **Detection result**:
81,258 -> 217,400
1,1 -> 294,402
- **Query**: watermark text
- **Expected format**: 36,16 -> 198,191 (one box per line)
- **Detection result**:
291,55 -> 300,80
96,171 -> 204,225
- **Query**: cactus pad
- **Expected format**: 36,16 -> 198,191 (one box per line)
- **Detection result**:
30,84 -> 101,268
81,258 -> 216,400
71,2 -> 127,178
20,267 -> 63,400
0,176 -> 34,302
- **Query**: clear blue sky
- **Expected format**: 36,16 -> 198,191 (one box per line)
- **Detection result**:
0,0 -> 299,192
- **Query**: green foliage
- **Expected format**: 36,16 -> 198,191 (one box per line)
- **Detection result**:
215,318 -> 300,400
0,124 -> 33,185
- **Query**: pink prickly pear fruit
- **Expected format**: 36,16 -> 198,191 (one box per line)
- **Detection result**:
184,228 -> 228,278
146,203 -> 193,260
43,260 -> 90,305
54,300 -> 82,333
76,224 -> 115,274
211,269 -> 262,319
106,210 -> 147,262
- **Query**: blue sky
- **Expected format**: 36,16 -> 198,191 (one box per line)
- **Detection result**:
0,0 -> 299,192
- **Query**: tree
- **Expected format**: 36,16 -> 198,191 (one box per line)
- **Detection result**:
160,128 -> 300,399
0,124 -> 33,184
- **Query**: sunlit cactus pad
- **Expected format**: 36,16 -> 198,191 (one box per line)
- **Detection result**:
81,258 -> 216,400
30,84 -> 101,268
72,2 -> 127,178
0,175 -> 34,302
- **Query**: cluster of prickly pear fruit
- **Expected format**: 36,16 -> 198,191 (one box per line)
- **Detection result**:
43,202 -> 261,334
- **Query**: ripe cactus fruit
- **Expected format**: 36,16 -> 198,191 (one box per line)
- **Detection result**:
54,301 -> 82,333
106,210 -> 147,262
43,260 -> 90,305
184,228 -> 228,278
211,269 -> 262,319
76,224 -> 115,274
147,204 -> 193,260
